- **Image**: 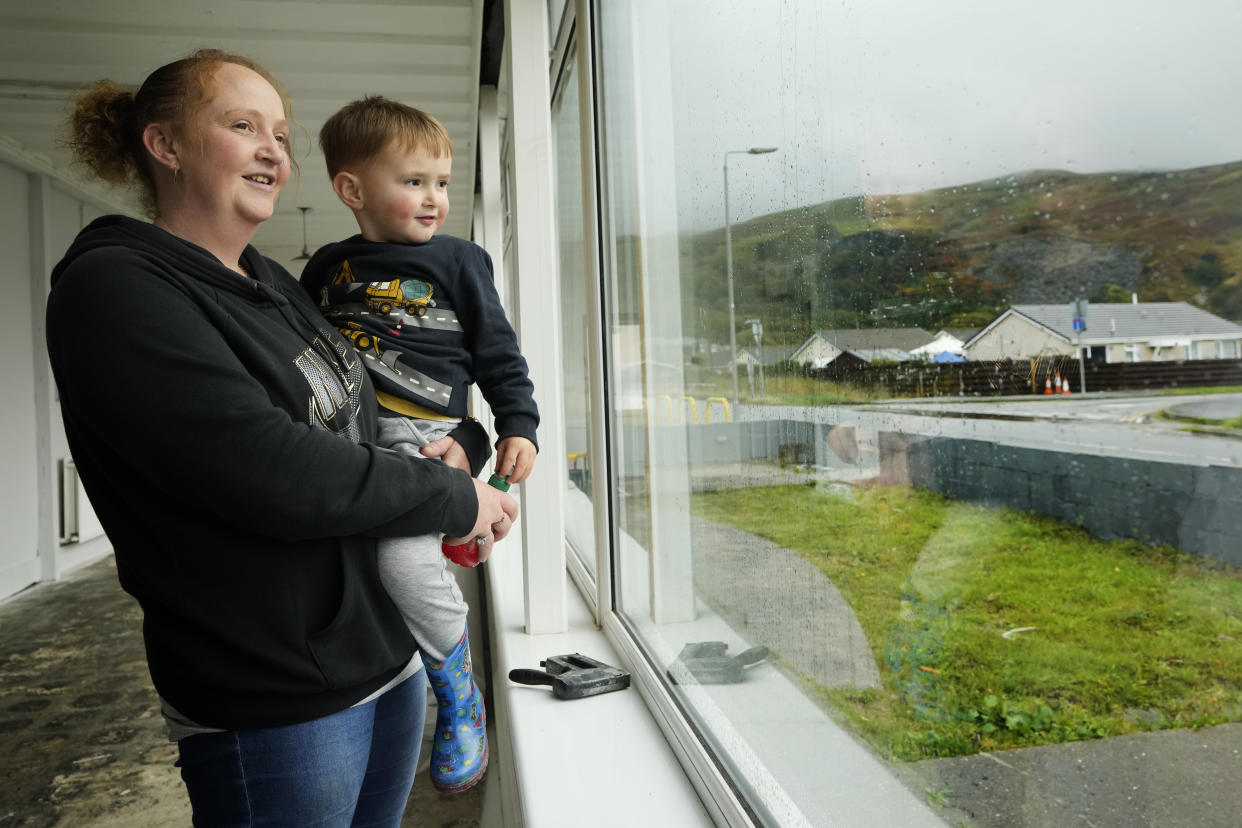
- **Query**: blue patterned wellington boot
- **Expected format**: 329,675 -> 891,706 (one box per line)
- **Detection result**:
423,625 -> 488,793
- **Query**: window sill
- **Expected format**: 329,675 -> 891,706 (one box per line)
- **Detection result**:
482,536 -> 714,827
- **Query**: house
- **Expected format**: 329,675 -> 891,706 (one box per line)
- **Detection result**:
736,345 -> 791,367
908,329 -> 969,359
790,327 -> 935,367
963,302 -> 1242,363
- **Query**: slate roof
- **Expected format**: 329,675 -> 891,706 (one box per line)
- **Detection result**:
944,328 -> 979,343
799,327 -> 935,353
1009,302 -> 1242,341
847,347 -> 913,363
737,345 -> 793,364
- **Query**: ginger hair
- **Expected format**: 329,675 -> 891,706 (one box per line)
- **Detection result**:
63,48 -> 297,216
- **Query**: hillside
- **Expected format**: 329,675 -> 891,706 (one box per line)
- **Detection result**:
680,161 -> 1242,351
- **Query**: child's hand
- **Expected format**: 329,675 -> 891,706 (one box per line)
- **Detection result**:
495,436 -> 536,485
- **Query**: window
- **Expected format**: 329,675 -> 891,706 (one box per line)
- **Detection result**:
1189,340 -> 1203,360
552,34 -> 599,586
588,1 -> 1242,824
1222,339 -> 1241,359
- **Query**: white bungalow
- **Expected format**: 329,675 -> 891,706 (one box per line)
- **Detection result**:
963,302 -> 1242,363
790,327 -> 935,366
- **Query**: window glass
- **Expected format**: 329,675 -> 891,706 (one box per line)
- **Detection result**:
552,41 -> 598,578
594,1 -> 1242,824
547,0 -> 567,40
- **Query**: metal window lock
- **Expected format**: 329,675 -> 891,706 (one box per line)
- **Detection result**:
508,653 -> 631,700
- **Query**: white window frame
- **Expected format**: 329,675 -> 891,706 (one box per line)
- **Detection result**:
550,4 -> 614,621
501,0 -> 568,635
575,3 -> 943,824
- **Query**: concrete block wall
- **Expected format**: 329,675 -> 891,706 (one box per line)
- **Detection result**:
893,432 -> 1242,565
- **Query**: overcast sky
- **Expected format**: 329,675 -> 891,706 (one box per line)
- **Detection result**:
664,0 -> 1242,231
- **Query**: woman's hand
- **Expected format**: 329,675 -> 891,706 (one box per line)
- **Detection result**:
443,476 -> 518,562
421,434 -> 471,472
471,476 -> 518,540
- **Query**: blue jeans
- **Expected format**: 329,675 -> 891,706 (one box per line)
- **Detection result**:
176,671 -> 426,827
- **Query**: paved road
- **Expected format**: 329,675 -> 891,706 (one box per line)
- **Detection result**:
908,723 -> 1242,828
866,391 -> 1242,426
1166,394 -> 1242,422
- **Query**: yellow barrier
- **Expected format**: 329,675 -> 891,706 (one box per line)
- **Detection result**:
620,396 -> 730,424
681,396 -> 698,424
705,397 -> 731,423
656,394 -> 676,424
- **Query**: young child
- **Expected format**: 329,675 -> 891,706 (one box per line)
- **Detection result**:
301,96 -> 538,794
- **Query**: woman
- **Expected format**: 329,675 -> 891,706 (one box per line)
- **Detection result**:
45,49 -> 517,826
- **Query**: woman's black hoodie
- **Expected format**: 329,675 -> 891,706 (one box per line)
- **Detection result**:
46,216 -> 483,730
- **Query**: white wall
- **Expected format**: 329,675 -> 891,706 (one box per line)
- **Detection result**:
42,185 -> 112,581
794,336 -> 842,365
0,160 -> 115,603
0,161 -> 40,599
967,314 -> 1073,360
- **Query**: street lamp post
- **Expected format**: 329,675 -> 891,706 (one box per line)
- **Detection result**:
724,146 -> 778,411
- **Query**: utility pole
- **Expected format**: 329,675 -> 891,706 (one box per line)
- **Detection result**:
1072,295 -> 1088,393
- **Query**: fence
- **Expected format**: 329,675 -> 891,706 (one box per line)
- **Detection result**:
889,431 -> 1242,565
804,358 -> 1242,398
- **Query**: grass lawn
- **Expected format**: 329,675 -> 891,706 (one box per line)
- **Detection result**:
693,483 -> 1242,761
741,374 -> 890,406
1157,385 -> 1242,396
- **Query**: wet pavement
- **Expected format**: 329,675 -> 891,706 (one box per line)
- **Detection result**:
0,556 -> 487,828
909,724 -> 1242,828
1167,396 -> 1242,421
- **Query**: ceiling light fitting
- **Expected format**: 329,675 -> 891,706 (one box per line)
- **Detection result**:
292,206 -> 313,261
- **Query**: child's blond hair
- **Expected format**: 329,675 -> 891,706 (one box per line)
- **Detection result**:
320,96 -> 452,177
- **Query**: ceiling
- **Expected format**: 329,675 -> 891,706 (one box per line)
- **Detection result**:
0,0 -> 493,267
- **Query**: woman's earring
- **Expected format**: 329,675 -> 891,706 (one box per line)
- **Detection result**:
171,164 -> 180,184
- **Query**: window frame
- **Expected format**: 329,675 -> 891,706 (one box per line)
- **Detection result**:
578,1 -> 823,823
551,1 -> 616,624
556,2 -> 1242,824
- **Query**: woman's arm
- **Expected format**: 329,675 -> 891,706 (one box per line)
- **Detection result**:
47,250 -> 480,542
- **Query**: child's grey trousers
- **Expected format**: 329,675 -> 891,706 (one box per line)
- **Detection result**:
375,415 -> 469,663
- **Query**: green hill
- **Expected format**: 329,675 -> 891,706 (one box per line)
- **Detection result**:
680,161 -> 1242,352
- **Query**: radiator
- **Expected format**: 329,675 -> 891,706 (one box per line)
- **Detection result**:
59,458 -> 105,545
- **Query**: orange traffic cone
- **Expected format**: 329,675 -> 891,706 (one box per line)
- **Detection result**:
1053,373 -> 1063,393
1044,376 -> 1053,394
1062,376 -> 1071,394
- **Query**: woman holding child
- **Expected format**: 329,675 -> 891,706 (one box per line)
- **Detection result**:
45,48 -> 516,825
